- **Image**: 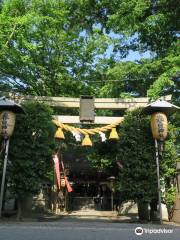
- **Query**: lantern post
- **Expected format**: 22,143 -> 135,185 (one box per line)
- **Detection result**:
0,97 -> 24,217
144,100 -> 179,224
107,176 -> 116,211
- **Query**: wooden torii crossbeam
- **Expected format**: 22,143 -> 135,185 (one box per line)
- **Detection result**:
7,93 -> 171,124
53,115 -> 124,124
8,93 -> 171,110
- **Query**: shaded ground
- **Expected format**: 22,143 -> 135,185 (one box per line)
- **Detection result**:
1,210 -> 179,225
38,210 -> 139,223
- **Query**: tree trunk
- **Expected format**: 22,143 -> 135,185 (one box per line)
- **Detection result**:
150,199 -> 158,221
16,195 -> 33,220
137,201 -> 150,222
16,198 -> 22,221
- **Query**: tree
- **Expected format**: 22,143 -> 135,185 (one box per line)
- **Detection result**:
104,0 -> 180,101
0,0 -> 111,96
161,123 -> 179,218
99,45 -> 180,100
116,109 -> 156,204
105,0 -> 179,56
0,0 -> 179,101
86,108 -> 178,220
87,140 -> 118,171
147,46 -> 180,102
6,102 -> 55,219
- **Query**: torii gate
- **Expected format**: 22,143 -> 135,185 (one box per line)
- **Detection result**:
6,93 -> 177,215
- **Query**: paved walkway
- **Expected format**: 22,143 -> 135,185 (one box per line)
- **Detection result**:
39,210 -> 139,223
67,210 -> 118,217
1,210 -> 180,226
0,220 -> 180,240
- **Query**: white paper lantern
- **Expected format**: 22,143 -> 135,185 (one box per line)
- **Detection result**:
0,111 -> 16,138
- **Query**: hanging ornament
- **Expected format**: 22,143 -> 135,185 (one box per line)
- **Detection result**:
52,154 -> 61,189
99,131 -> 106,142
109,128 -> 119,140
54,128 -> 65,139
82,134 -> 92,146
72,130 -> 82,142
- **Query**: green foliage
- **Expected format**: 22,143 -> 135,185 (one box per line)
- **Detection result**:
161,122 -> 179,209
0,0 -> 179,101
107,0 -> 179,55
101,0 -> 179,100
87,141 -> 117,171
116,108 -> 157,202
170,112 -> 180,155
161,125 -> 178,179
87,109 -> 157,202
0,0 -> 111,96
164,186 -> 177,211
147,50 -> 180,100
99,48 -> 180,99
7,102 -> 55,197
86,108 -> 178,204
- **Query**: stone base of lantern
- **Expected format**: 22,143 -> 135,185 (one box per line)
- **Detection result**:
172,195 -> 180,223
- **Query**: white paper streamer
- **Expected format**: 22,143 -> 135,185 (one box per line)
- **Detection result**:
72,131 -> 82,142
99,131 -> 106,142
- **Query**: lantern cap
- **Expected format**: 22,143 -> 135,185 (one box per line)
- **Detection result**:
144,100 -> 180,114
0,97 -> 25,113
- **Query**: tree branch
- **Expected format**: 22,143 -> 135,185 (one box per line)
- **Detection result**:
5,22 -> 17,47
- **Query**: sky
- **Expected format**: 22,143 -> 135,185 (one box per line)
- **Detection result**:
106,31 -> 153,62
122,50 -> 152,62
105,44 -> 152,62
